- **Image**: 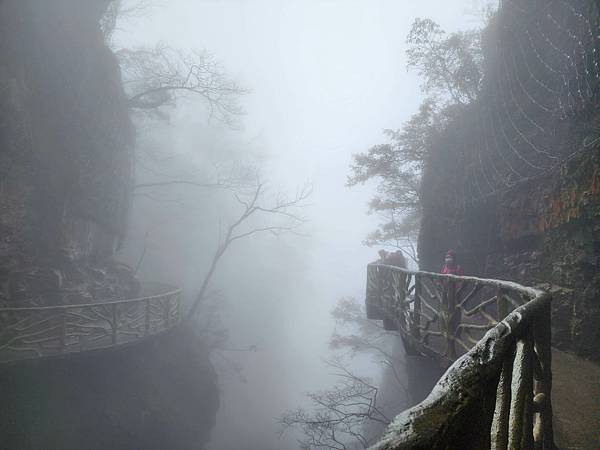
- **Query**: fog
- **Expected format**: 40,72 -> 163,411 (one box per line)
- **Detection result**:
112,2 -> 483,449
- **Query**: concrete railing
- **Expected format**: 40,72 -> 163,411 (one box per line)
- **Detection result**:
366,263 -> 556,449
0,284 -> 181,364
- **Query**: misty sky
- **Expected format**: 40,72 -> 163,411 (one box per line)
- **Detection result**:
115,2 -> 489,448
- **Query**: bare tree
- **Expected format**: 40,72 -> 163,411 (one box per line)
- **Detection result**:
279,298 -> 410,449
133,162 -> 255,194
362,209 -> 420,265
329,298 -> 410,400
188,181 -> 311,317
280,359 -> 391,450
118,43 -> 248,125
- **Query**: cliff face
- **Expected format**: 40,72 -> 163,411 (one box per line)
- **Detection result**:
0,0 -> 135,306
418,0 -> 600,360
0,325 -> 220,450
0,2 -> 220,447
421,148 -> 600,359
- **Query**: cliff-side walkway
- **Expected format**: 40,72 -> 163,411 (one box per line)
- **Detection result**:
366,263 -> 554,449
0,284 -> 181,364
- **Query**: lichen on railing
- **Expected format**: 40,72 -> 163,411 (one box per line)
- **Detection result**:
366,263 -> 555,449
0,284 -> 181,363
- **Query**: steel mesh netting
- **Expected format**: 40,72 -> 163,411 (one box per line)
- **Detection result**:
463,0 -> 600,205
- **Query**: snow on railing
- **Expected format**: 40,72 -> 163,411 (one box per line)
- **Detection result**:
366,263 -> 555,449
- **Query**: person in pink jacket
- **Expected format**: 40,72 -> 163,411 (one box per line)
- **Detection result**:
441,250 -> 464,276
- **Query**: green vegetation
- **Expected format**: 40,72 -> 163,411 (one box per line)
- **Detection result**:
348,17 -> 487,262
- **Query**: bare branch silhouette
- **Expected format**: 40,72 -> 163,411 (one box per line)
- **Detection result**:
280,296 -> 412,449
188,181 -> 311,317
280,358 -> 391,450
117,43 -> 248,125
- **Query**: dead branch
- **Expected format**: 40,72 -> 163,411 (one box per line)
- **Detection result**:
187,181 -> 311,316
279,358 -> 391,450
117,43 -> 248,125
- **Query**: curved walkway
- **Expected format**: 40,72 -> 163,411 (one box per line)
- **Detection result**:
366,263 -> 555,449
0,284 -> 181,364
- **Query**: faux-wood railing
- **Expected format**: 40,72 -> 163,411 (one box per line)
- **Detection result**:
0,284 -> 181,364
366,263 -> 555,450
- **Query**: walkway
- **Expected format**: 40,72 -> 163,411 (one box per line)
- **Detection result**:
552,349 -> 600,449
0,284 -> 181,364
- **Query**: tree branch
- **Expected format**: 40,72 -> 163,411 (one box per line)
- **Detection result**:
187,181 -> 310,317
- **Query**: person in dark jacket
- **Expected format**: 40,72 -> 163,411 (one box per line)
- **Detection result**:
385,250 -> 407,268
378,249 -> 389,263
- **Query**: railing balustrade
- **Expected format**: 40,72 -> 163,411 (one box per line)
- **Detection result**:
366,263 -> 555,450
0,284 -> 181,364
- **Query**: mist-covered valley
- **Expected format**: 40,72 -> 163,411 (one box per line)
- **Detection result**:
2,0 -> 599,449
108,2 -> 481,448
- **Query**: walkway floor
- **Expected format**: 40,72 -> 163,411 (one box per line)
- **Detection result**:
552,349 -> 600,450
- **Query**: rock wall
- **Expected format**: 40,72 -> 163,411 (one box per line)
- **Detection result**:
418,0 -> 600,361
0,0 -> 136,306
0,4 -> 221,448
421,149 -> 600,360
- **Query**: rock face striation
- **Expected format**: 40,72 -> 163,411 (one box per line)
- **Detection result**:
417,0 -> 600,361
0,0 -> 136,307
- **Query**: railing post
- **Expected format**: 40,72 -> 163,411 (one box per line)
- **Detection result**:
412,274 -> 422,339
366,264 -> 384,320
397,271 -> 406,313
164,296 -> 171,328
445,279 -> 458,360
111,303 -> 118,345
491,354 -> 514,449
497,287 -> 508,322
509,331 -> 535,450
145,299 -> 150,336
174,291 -> 180,322
532,297 -> 555,449
59,309 -> 66,352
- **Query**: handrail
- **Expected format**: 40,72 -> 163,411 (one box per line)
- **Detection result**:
365,263 -> 556,449
0,288 -> 181,312
0,284 -> 181,364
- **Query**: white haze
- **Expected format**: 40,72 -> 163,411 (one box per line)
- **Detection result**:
114,2 -> 486,449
